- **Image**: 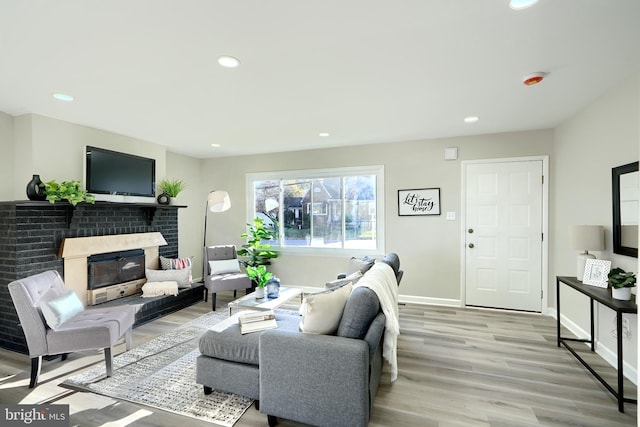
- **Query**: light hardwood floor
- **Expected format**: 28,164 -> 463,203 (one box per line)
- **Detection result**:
0,294 -> 636,426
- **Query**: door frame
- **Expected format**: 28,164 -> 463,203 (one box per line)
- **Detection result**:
460,155 -> 550,314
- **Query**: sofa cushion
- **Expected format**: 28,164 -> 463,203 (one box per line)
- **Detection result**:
325,270 -> 363,288
299,283 -> 352,335
337,287 -> 381,339
199,312 -> 299,365
346,256 -> 375,275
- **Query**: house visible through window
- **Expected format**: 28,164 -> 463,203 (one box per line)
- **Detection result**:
247,166 -> 384,252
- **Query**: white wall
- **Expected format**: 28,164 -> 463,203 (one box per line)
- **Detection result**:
0,111 -> 14,201
201,130 -> 554,301
553,72 -> 640,379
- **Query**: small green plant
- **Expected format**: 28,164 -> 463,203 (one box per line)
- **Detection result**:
158,178 -> 186,197
246,265 -> 273,289
41,180 -> 95,206
608,268 -> 637,288
237,217 -> 278,268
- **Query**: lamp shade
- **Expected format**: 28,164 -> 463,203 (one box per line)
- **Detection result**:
570,225 -> 605,251
207,190 -> 231,213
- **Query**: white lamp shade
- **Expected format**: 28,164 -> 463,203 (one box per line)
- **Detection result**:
570,225 -> 605,252
207,190 -> 231,213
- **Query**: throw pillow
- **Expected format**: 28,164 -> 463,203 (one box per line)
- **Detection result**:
208,259 -> 241,275
337,287 -> 380,339
346,256 -> 375,276
325,270 -> 363,288
160,256 -> 194,270
299,283 -> 353,335
40,290 -> 84,330
145,268 -> 190,288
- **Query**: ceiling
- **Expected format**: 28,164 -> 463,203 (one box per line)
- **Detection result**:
1,1 -> 639,159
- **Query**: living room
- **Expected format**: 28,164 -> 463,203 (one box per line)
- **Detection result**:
1,1 -> 639,426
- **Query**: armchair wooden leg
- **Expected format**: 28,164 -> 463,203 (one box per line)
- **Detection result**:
267,415 -> 278,426
203,385 -> 212,395
204,288 -> 208,302
104,347 -> 113,377
125,329 -> 132,350
29,356 -> 41,388
211,293 -> 217,311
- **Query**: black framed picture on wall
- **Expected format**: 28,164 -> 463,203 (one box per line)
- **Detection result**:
398,188 -> 441,216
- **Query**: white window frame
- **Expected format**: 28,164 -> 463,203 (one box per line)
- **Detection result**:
246,165 -> 385,256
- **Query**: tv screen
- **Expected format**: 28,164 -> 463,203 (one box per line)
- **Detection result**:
86,146 -> 156,197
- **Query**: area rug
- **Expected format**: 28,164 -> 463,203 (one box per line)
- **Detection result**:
61,310 -> 252,427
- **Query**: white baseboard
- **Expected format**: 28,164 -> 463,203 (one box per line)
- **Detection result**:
547,309 -> 637,386
398,294 -> 461,307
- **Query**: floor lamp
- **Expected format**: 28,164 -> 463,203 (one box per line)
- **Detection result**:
203,190 -> 231,279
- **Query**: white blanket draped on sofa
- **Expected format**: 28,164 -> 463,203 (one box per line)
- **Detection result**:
354,261 -> 400,382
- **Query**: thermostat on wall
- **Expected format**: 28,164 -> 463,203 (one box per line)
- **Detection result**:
444,147 -> 458,160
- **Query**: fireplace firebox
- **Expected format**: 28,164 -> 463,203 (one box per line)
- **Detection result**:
87,249 -> 146,304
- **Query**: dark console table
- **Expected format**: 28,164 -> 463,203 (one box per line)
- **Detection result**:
556,276 -> 637,412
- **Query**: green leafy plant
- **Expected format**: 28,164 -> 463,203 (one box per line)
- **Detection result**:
608,267 -> 637,288
41,180 -> 95,206
158,178 -> 186,197
245,265 -> 273,289
237,217 -> 278,268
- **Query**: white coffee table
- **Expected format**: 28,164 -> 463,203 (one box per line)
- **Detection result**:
227,286 -> 303,315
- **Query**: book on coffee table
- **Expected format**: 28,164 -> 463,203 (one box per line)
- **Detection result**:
239,310 -> 278,334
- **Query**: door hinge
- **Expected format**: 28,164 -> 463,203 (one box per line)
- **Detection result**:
541,232 -> 544,241
542,175 -> 544,184
541,289 -> 544,299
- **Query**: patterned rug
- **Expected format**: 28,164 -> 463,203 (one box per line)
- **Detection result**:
61,310 -> 252,427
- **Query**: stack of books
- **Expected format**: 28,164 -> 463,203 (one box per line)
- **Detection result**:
239,310 -> 278,334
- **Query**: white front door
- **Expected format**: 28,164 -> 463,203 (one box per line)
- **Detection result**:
464,159 -> 544,312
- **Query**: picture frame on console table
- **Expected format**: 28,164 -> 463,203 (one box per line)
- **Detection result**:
398,188 -> 441,216
582,259 -> 611,288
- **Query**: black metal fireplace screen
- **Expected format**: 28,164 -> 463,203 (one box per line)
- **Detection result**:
87,249 -> 145,290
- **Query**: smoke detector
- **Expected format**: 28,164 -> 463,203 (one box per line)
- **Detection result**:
523,72 -> 547,86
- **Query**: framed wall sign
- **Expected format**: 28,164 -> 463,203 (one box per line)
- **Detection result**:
398,188 -> 441,216
582,259 -> 611,288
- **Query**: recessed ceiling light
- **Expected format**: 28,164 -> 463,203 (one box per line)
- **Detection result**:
218,55 -> 240,68
52,93 -> 74,102
509,0 -> 539,10
319,132 -> 330,137
464,116 -> 479,123
210,143 -> 221,148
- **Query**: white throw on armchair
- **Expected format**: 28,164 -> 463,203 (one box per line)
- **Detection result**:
8,270 -> 137,388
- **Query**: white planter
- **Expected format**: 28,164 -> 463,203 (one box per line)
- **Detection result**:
611,287 -> 631,301
255,287 -> 265,299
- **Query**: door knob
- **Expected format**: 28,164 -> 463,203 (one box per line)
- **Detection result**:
468,228 -> 474,234
468,243 -> 475,248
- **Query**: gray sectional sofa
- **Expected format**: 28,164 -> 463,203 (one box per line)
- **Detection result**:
195,253 -> 402,427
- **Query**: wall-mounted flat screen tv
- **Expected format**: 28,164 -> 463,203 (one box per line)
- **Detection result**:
85,146 -> 156,197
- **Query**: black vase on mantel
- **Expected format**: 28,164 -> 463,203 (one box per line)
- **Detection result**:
26,174 -> 47,201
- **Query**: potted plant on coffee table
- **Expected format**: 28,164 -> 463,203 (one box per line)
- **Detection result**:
608,267 -> 636,301
246,265 -> 273,299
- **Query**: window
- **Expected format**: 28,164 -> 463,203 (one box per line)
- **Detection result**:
247,166 -> 384,253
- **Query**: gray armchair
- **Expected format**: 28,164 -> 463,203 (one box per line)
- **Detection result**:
203,245 -> 252,310
8,270 -> 136,388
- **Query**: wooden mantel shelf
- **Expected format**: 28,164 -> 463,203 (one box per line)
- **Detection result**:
5,200 -> 187,226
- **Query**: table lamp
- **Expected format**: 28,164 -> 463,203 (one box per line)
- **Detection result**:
570,225 -> 605,280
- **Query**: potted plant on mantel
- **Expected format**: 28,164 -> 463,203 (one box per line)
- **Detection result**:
157,178 -> 185,205
41,180 -> 95,206
246,265 -> 273,299
608,267 -> 637,301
